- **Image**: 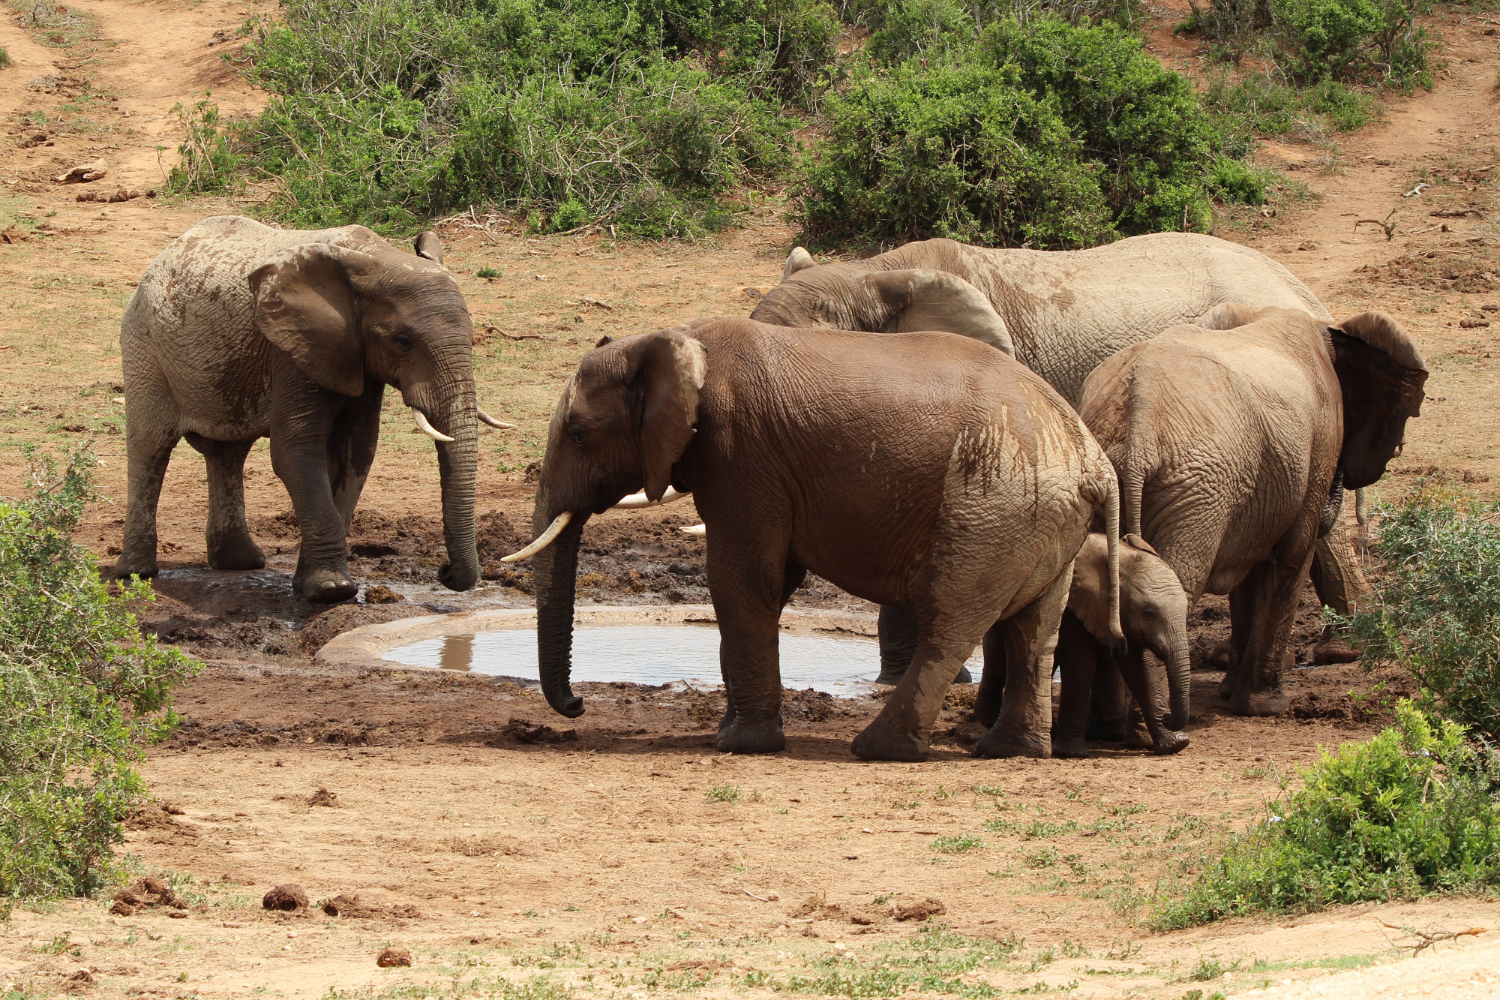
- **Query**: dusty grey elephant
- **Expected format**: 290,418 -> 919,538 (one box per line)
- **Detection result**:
1079,305 -> 1427,716
738,234 -> 1370,687
118,216 -> 512,602
1043,533 -> 1191,757
503,318 -> 1122,760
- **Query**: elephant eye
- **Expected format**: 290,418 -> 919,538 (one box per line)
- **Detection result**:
393,334 -> 414,352
1142,608 -> 1158,622
568,427 -> 586,446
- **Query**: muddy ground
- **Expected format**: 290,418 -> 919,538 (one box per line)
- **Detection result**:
2,0 -> 1500,996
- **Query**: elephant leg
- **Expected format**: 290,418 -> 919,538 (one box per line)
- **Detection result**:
1085,663 -> 1129,741
326,381 -> 384,534
719,557 -> 806,736
877,604 -> 973,686
1116,649 -> 1188,755
184,434 -> 265,571
1225,552 -> 1315,716
1308,499 -> 1369,616
269,362 -> 356,604
972,623 -> 1006,729
711,536 -> 792,755
852,619 -> 978,762
1050,613 -> 1102,758
974,565 -> 1073,760
1219,579 -> 1258,700
118,411 -> 179,580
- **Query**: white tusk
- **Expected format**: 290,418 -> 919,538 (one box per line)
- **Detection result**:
412,408 -> 455,443
680,524 -> 706,536
476,406 -> 515,430
501,511 -> 574,562
613,486 -> 690,509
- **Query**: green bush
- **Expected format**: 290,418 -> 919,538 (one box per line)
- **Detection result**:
165,94 -> 243,196
1153,702 -> 1500,929
1270,0 -> 1433,90
796,16 -> 1230,248
1204,72 -> 1376,151
0,447 -> 200,912
1338,484 -> 1500,742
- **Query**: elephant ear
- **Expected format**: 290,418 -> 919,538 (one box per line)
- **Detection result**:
1195,302 -> 1261,330
1328,311 -> 1428,489
1123,533 -> 1159,556
250,243 -> 376,398
781,246 -> 816,282
861,269 -> 1015,356
624,330 -> 708,501
413,231 -> 444,263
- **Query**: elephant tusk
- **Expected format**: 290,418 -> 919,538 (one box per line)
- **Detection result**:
476,406 -> 515,430
412,408 -> 455,443
680,523 -> 706,536
613,486 -> 690,509
502,511 -> 574,562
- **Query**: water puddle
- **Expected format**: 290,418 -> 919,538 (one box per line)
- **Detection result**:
384,624 -> 984,696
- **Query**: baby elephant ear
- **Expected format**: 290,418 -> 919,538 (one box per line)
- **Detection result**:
862,269 -> 1014,356
1123,533 -> 1159,556
623,330 -> 708,501
781,246 -> 816,282
249,243 -> 374,398
1195,302 -> 1260,330
413,231 -> 444,263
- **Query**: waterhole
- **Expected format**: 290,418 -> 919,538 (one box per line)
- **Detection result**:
383,624 -> 984,696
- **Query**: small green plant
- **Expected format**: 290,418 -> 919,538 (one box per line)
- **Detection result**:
706,784 -> 741,803
0,446 -> 200,912
1152,702 -> 1500,928
476,266 -> 500,279
0,46 -> 11,69
165,95 -> 243,195
1337,484 -> 1500,740
930,834 -> 984,854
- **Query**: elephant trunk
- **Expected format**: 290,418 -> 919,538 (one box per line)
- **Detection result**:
1165,632 -> 1193,732
433,373 -> 480,592
531,489 -> 587,718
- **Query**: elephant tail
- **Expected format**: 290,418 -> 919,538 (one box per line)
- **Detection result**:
1081,447 -> 1124,644
1120,372 -> 1156,540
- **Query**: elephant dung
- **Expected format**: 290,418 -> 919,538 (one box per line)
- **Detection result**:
54,159 -> 108,183
262,884 -> 308,911
376,948 -> 412,968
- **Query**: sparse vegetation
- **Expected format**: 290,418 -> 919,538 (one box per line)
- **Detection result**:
0,46 -> 12,70
930,833 -> 985,853
0,447 -> 200,913
1151,702 -> 1500,928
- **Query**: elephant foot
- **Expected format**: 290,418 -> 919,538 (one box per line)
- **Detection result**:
1312,627 -> 1362,665
1124,712 -> 1153,750
1229,685 -> 1289,717
716,719 -> 785,755
1152,731 -> 1190,755
973,730 -> 1050,759
298,567 -> 357,604
113,551 -> 159,580
1217,671 -> 1238,701
1208,640 -> 1233,670
851,717 -> 930,762
1051,739 -> 1090,759
207,534 -> 266,571
873,669 -> 904,686
954,665 -> 973,684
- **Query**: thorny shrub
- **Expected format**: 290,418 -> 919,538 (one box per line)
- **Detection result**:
0,447 -> 200,912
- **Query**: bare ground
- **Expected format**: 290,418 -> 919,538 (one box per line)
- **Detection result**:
1,0 -> 1499,997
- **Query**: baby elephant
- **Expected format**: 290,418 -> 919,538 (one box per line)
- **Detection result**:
506,318 -> 1123,760
1053,533 -> 1190,757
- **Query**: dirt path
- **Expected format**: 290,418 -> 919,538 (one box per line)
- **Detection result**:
0,2 -> 1499,998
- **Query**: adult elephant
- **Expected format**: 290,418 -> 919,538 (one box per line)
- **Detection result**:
117,216 -> 512,602
740,234 -> 1369,694
1076,305 -> 1426,717
504,319 -> 1123,760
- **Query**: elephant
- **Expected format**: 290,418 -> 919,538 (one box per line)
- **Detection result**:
737,234 -> 1371,696
503,318 -> 1124,760
1077,304 -> 1427,716
117,215 -> 512,603
1043,533 -> 1191,757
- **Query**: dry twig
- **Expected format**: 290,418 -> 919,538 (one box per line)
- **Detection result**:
1373,918 -> 1487,955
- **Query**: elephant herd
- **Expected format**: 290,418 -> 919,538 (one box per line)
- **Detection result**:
115,215 -> 1428,763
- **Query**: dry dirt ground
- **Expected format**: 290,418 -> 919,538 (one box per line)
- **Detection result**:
2,0 -> 1500,997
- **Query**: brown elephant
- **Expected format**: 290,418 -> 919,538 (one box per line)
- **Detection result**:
118,216 -> 511,602
504,318 -> 1123,760
1078,305 -> 1427,716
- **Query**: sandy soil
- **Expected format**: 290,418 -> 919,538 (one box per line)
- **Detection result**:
1,0 -> 1499,997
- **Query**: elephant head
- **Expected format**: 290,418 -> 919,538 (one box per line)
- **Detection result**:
750,245 -> 1015,356
1070,532 -> 1192,734
249,232 -> 508,592
503,329 -> 708,717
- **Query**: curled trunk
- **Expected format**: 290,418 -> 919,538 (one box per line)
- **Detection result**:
531,491 -> 587,717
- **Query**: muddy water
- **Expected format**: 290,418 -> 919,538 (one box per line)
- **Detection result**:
384,624 -> 985,696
